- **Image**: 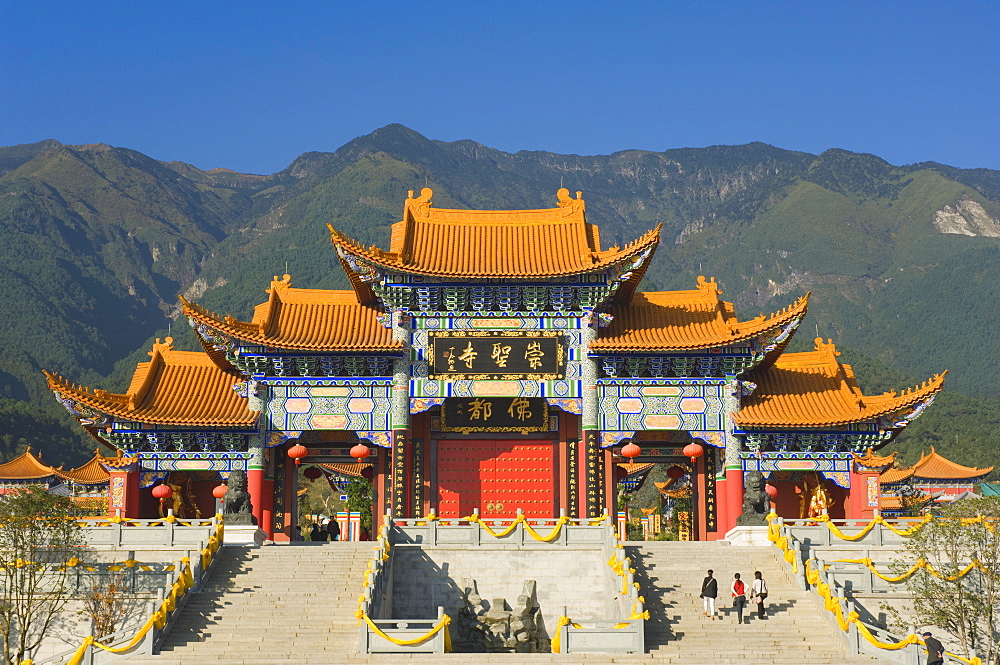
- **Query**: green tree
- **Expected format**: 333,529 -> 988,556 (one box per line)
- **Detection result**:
345,479 -> 373,535
888,498 -> 1000,662
0,486 -> 84,665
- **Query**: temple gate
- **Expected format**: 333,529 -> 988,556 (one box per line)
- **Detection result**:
45,188 -> 946,540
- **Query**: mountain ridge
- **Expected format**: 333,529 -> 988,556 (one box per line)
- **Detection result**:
1,125 -> 998,472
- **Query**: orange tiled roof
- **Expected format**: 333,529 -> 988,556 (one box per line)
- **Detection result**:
44,338 -> 258,427
616,462 -> 655,476
58,451 -> 113,484
0,448 -> 115,484
0,448 -> 59,480
880,467 -> 915,484
879,495 -> 903,510
329,188 -> 661,279
911,447 -> 993,480
853,449 -> 897,469
736,338 -> 947,428
591,278 -> 809,351
181,276 -> 400,352
319,462 -> 372,479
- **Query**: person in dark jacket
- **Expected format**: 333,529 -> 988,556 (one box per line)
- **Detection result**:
700,570 -> 718,619
326,517 -> 341,541
309,523 -> 322,542
921,632 -> 944,665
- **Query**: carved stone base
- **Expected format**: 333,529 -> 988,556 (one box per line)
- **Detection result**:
724,526 -> 772,546
223,525 -> 267,546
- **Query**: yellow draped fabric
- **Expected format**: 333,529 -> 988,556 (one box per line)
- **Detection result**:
61,519 -> 225,665
767,516 -> 982,664
356,611 -> 451,652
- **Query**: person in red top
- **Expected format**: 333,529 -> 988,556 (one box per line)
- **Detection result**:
731,573 -> 747,624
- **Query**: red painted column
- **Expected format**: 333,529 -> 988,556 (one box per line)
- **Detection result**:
714,474 -> 729,540
247,469 -> 265,527
725,468 -> 744,533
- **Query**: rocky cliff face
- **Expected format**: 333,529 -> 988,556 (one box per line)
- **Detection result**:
933,197 -> 1000,237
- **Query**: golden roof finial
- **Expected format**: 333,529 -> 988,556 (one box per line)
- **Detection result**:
149,337 -> 174,357
814,337 -> 840,356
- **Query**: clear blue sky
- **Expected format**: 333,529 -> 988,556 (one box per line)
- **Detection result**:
3,1 -> 998,174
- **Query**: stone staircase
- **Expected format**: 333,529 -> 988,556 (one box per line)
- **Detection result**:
124,540 -> 883,664
628,541 -> 879,664
126,542 -> 371,665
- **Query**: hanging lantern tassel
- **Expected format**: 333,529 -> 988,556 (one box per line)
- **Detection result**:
151,484 -> 173,510
683,442 -> 704,466
287,442 -> 308,466
621,441 -> 642,460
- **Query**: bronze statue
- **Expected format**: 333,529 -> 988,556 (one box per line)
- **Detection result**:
736,470 -> 769,526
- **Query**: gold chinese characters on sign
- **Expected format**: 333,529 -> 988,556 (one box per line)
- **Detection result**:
429,331 -> 566,380
441,397 -> 549,433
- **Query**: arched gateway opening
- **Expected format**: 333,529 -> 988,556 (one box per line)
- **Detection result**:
44,188 -> 945,542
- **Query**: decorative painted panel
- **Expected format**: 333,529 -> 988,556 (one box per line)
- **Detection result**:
740,452 -> 852,488
596,381 -> 727,432
265,384 -> 391,431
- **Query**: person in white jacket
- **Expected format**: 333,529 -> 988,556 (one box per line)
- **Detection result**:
750,571 -> 768,619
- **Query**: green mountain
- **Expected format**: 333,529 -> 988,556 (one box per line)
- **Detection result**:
1,126 -> 998,474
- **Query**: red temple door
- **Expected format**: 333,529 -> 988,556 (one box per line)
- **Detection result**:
437,440 -> 556,518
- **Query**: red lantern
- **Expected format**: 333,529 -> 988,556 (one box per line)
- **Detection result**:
683,443 -> 704,464
287,442 -> 308,466
350,443 -> 371,460
151,483 -> 172,508
361,465 -> 374,480
765,484 -> 778,499
667,465 -> 685,479
303,466 -> 322,480
621,442 -> 641,460
212,484 -> 228,499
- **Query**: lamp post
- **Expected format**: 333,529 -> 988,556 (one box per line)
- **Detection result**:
212,483 -> 228,516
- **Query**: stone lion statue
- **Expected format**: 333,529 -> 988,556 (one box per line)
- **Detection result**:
223,469 -> 255,525
736,470 -> 770,526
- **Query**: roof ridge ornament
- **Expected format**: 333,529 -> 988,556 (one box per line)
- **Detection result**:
267,274 -> 292,294
814,337 -> 840,356
696,275 -> 722,296
405,187 -> 434,218
555,188 -> 585,216
148,337 -> 174,357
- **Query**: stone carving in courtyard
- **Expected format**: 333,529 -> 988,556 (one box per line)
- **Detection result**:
223,469 -> 255,525
455,578 -> 548,653
736,470 -> 770,526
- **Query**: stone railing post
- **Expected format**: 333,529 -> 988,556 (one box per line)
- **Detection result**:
845,599 -> 859,653
904,625 -> 919,665
428,511 -> 438,546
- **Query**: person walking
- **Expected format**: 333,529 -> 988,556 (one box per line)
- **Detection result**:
309,522 -> 322,542
731,573 -> 747,624
700,570 -> 718,619
750,571 -> 768,619
326,516 -> 341,541
921,632 -> 944,665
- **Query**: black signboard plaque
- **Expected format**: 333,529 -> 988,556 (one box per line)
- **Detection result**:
441,397 -> 549,433
428,331 -> 565,380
